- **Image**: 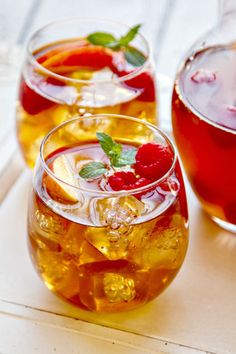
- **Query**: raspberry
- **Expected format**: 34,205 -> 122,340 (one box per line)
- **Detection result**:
134,143 -> 173,181
108,171 -> 150,192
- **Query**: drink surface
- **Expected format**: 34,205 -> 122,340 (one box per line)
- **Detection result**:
180,44 -> 236,130
28,141 -> 188,312
172,45 -> 236,226
17,38 -> 157,167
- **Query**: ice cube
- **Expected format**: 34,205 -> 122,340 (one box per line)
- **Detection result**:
78,260 -> 148,311
103,273 -> 136,303
85,226 -> 129,260
33,208 -> 69,244
96,195 -> 145,226
87,196 -> 145,260
191,69 -> 216,83
227,105 -> 236,113
78,240 -> 107,265
37,250 -> 79,298
59,223 -> 86,256
120,100 -> 154,120
131,214 -> 187,270
78,68 -> 139,107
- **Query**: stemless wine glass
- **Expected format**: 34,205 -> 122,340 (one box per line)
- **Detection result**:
172,0 -> 236,232
16,18 -> 157,168
28,114 -> 188,312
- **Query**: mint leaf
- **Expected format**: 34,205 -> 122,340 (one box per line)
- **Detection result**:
105,41 -> 121,50
87,32 -> 117,47
124,46 -> 146,67
96,132 -> 119,155
115,149 -> 137,167
96,132 -> 122,166
119,24 -> 141,46
87,24 -> 142,52
79,162 -> 107,179
96,132 -> 137,167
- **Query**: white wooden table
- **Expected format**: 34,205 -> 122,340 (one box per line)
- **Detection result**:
1,1 -> 236,353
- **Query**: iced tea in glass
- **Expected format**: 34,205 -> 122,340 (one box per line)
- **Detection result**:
28,114 -> 188,312
16,19 -> 157,168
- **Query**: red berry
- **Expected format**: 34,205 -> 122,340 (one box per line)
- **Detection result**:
108,171 -> 151,192
134,143 -> 173,181
108,172 -> 136,191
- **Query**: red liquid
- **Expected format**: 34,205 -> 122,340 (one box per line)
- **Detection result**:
172,45 -> 236,226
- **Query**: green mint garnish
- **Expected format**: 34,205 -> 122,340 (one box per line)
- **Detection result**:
96,132 -> 122,166
87,32 -> 116,47
124,46 -> 146,67
119,24 -> 141,47
87,24 -> 146,67
96,132 -> 137,167
115,149 -> 137,167
79,161 -> 107,179
79,133 -> 137,180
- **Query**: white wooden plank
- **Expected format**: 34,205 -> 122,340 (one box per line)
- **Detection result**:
156,0 -> 218,80
0,170 -> 235,354
0,301 -> 209,354
0,310 -> 159,354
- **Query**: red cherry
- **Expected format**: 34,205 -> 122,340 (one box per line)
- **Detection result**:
134,143 -> 173,181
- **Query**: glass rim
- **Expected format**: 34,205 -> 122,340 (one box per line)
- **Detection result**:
27,17 -> 151,85
39,114 -> 177,197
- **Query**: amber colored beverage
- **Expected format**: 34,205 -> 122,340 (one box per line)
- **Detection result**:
172,44 -> 236,231
28,115 -> 188,312
16,20 -> 157,168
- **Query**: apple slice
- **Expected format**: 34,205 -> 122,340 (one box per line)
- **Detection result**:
44,155 -> 79,204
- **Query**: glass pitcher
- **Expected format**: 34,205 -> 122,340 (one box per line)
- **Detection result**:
172,0 -> 236,233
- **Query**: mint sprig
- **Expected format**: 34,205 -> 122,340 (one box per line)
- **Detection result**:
87,24 -> 146,67
79,132 -> 137,180
96,132 -> 136,167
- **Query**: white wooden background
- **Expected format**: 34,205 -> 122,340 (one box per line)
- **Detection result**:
2,1 -> 236,354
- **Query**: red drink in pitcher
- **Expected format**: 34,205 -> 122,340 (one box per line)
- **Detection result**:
172,44 -> 236,231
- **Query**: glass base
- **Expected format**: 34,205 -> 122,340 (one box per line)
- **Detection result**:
211,215 -> 236,234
